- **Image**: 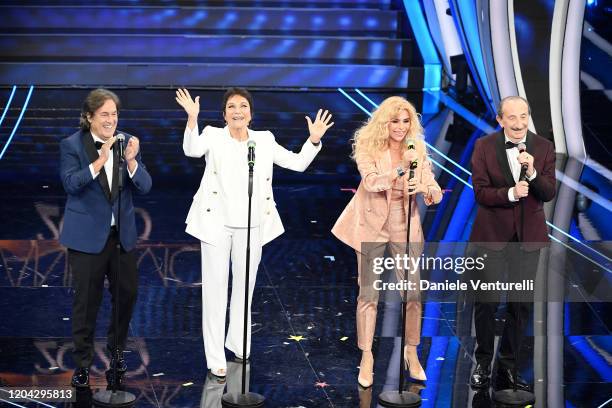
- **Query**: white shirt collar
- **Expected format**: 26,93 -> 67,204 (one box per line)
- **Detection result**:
90,131 -> 105,145
503,131 -> 527,145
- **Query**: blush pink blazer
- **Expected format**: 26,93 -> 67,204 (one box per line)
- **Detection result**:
332,146 -> 442,253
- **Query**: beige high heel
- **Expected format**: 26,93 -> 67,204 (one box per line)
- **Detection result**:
404,345 -> 427,381
357,350 -> 374,388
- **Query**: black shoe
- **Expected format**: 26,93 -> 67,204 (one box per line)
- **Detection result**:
71,367 -> 90,388
110,350 -> 128,373
495,367 -> 531,392
472,389 -> 492,408
105,368 -> 127,391
73,387 -> 93,408
470,363 -> 490,389
105,351 -> 127,391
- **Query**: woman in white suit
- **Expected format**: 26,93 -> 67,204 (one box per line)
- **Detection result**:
175,88 -> 333,378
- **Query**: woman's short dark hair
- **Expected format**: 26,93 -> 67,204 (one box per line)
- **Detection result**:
79,88 -> 121,130
221,87 -> 254,122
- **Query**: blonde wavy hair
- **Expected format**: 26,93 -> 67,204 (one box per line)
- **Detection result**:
351,96 -> 425,160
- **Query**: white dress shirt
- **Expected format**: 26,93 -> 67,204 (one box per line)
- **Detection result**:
88,132 -> 138,225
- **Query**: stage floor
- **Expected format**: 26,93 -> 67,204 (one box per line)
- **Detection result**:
0,179 -> 610,407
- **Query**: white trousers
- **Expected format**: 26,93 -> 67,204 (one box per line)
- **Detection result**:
200,226 -> 262,372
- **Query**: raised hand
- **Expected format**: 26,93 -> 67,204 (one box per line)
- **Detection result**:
92,136 -> 116,174
98,136 -> 116,163
124,136 -> 140,162
175,88 -> 200,118
306,109 -> 334,144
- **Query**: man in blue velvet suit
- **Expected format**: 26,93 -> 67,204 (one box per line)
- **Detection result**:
59,88 -> 152,389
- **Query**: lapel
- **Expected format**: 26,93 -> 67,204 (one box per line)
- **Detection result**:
494,131 -> 515,187
525,130 -> 535,157
110,141 -> 119,203
82,131 -> 112,202
377,149 -> 393,205
216,126 -> 232,173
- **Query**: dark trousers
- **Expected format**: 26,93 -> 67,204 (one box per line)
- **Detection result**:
473,241 -> 540,371
69,228 -> 138,368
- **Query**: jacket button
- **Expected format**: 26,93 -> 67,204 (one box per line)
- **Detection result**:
266,197 -> 270,200
214,171 -> 218,175
266,177 -> 270,181
266,211 -> 270,215
206,208 -> 211,212
213,191 -> 218,194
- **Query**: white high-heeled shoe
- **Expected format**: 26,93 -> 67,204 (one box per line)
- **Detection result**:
404,345 -> 427,381
358,351 -> 374,388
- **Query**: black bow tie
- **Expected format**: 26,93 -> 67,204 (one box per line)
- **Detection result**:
94,141 -> 113,150
505,141 -> 519,149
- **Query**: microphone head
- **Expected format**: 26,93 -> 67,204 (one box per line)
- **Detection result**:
406,139 -> 416,150
116,133 -> 125,142
410,160 -> 418,169
517,142 -> 526,153
247,139 -> 255,167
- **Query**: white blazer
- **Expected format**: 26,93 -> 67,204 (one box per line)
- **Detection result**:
183,125 -> 322,246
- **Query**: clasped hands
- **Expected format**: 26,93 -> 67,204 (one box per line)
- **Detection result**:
512,151 -> 535,200
512,180 -> 529,200
97,136 -> 139,163
94,136 -> 139,175
517,150 -> 535,177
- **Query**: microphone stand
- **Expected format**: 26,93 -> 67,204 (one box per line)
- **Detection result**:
379,161 -> 421,407
94,138 -> 136,407
222,148 -> 265,408
493,163 -> 535,406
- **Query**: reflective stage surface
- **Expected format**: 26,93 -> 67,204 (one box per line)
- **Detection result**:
0,179 -> 610,408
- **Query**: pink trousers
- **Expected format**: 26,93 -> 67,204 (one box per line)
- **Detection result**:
356,199 -> 422,351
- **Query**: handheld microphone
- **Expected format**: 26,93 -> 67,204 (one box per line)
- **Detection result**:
518,142 -> 528,181
408,160 -> 418,191
116,133 -> 125,159
247,140 -> 256,168
409,159 -> 418,176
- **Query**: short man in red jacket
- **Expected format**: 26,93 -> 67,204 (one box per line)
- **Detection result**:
469,96 -> 556,391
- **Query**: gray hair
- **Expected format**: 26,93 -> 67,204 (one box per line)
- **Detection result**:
497,96 -> 531,118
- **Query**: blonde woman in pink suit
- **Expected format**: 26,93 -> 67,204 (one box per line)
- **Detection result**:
332,96 -> 442,388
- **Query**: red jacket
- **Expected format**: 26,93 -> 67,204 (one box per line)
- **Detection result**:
469,131 -> 556,250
